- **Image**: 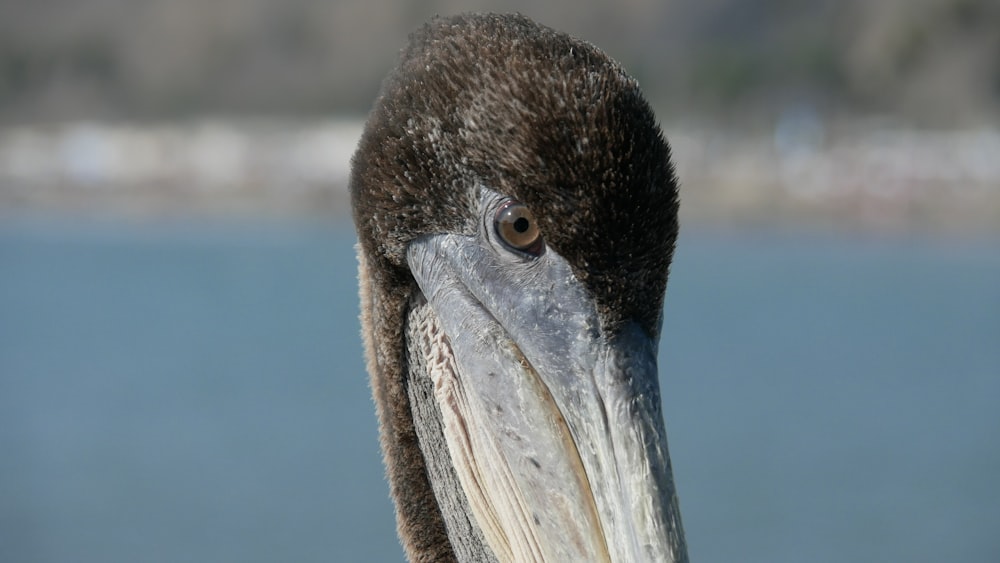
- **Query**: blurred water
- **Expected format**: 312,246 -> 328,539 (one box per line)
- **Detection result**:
1,218 -> 998,563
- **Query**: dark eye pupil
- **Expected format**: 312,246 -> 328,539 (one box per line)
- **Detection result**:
513,217 -> 530,233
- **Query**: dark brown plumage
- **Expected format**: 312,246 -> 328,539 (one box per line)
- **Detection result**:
350,13 -> 680,562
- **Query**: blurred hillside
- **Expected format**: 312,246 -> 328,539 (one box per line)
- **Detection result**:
1,0 -> 998,125
1,0 -> 998,230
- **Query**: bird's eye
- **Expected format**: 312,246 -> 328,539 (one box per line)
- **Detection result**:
494,200 -> 543,256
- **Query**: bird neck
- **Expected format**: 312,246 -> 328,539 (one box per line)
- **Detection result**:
357,248 -> 456,561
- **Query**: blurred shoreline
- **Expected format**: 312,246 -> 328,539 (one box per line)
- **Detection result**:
1,116 -> 998,234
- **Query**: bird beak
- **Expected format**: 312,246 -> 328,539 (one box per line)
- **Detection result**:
407,233 -> 686,563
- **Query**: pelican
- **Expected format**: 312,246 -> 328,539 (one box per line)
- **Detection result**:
350,13 -> 688,562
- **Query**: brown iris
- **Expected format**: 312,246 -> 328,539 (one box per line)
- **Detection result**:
494,200 -> 543,255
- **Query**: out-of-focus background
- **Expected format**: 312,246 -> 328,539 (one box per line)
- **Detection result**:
1,1 -> 998,562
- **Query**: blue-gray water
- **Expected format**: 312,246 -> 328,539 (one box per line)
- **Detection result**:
1,217 -> 998,563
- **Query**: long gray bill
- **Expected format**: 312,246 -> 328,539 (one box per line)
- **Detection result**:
407,231 -> 687,563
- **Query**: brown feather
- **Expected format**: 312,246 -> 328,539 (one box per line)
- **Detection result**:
350,12 -> 680,561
